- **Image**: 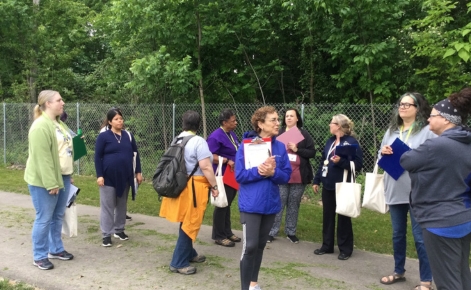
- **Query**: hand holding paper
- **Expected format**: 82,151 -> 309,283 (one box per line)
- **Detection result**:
277,127 -> 304,148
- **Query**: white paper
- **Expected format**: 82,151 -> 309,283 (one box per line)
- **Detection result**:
66,184 -> 80,207
244,141 -> 272,169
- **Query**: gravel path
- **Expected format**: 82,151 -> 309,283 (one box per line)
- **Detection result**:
0,191 -> 425,290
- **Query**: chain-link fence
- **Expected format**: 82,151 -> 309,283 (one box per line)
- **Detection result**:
2,102 -> 462,180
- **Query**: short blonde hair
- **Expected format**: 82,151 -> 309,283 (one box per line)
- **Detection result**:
333,114 -> 355,137
34,90 -> 59,120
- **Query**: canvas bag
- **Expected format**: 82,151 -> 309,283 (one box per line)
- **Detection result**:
62,203 -> 78,237
335,161 -> 362,218
211,157 -> 228,208
362,163 -> 389,214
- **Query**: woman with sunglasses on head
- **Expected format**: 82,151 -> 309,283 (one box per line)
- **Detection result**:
378,93 -> 435,289
312,114 -> 363,261
401,88 -> 471,290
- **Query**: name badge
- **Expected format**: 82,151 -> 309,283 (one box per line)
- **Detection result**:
322,166 -> 328,177
288,153 -> 297,162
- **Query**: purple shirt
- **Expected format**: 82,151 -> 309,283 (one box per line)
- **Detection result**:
207,128 -> 240,172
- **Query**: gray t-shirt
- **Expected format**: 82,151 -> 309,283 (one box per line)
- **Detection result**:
177,132 -> 212,176
378,125 -> 436,205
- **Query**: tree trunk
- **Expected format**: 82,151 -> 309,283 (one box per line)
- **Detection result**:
196,8 -> 207,138
29,0 -> 40,103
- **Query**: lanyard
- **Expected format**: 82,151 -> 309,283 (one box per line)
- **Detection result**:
399,123 -> 414,143
324,141 -> 337,165
221,127 -> 238,150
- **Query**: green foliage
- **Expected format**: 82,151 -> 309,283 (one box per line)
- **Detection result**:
0,0 -> 470,103
409,0 -> 471,100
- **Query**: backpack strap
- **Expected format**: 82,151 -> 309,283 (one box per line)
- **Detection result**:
188,164 -> 199,208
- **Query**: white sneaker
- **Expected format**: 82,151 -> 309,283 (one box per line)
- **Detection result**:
249,285 -> 261,290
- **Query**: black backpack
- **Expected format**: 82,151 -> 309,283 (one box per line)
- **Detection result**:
152,135 -> 198,198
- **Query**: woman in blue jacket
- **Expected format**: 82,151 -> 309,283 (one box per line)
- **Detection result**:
236,106 -> 292,290
312,114 -> 363,261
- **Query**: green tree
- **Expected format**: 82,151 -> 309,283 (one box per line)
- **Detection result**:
410,0 -> 471,101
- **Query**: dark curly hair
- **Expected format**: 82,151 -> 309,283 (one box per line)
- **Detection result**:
251,106 -> 277,133
449,87 -> 471,124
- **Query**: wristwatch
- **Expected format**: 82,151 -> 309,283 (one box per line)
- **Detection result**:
211,185 -> 218,190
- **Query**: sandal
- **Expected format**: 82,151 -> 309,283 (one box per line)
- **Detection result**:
380,273 -> 406,285
215,238 -> 235,247
414,282 -> 434,290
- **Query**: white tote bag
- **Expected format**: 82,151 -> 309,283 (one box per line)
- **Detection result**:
211,157 -> 228,208
335,161 -> 362,218
62,203 -> 78,237
362,163 -> 389,214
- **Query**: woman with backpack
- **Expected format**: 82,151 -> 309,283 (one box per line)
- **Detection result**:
159,110 -> 219,275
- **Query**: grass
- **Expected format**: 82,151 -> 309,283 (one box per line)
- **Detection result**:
0,166 -> 419,259
0,278 -> 38,290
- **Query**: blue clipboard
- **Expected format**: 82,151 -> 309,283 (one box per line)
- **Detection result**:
335,144 -> 358,161
378,138 -> 410,180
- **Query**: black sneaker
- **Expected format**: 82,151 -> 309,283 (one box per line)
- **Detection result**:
287,235 -> 299,244
48,250 -> 74,260
126,214 -> 132,221
267,236 -> 275,243
338,253 -> 351,260
114,232 -> 129,240
33,258 -> 54,270
102,236 -> 112,247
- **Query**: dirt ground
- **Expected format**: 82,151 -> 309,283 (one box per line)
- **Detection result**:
0,190 -> 426,290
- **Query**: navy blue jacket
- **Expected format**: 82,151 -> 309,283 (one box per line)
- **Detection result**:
95,130 -> 141,200
313,135 -> 363,191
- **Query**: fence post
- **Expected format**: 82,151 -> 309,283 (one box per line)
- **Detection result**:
76,102 -> 80,175
3,103 -> 5,165
172,103 -> 176,140
301,104 -> 304,122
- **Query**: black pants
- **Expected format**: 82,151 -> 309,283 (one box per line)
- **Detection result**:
321,187 -> 353,255
212,184 -> 237,240
239,212 -> 275,290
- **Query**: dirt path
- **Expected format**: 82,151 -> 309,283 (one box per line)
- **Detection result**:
0,191 -> 424,290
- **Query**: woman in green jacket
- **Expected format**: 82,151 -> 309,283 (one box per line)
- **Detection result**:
24,90 -> 74,270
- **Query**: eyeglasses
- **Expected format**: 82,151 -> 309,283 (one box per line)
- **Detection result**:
397,102 -> 417,109
429,114 -> 441,118
265,118 -> 280,124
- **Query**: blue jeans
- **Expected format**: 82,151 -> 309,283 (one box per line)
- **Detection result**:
29,175 -> 70,261
170,223 -> 198,268
389,204 -> 432,282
